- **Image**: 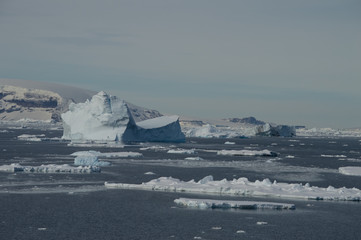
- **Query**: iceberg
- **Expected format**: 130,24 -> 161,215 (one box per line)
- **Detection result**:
174,198 -> 295,210
105,175 -> 361,201
61,91 -> 185,142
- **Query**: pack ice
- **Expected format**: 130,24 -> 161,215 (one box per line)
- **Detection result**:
62,91 -> 185,142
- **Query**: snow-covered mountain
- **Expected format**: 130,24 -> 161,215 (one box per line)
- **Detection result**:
0,79 -> 162,124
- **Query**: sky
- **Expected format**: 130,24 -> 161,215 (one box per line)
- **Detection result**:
0,0 -> 360,128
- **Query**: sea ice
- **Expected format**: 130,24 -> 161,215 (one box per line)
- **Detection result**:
105,175 -> 361,201
0,163 -> 100,173
217,149 -> 278,157
174,198 -> 295,210
339,167 -> 361,176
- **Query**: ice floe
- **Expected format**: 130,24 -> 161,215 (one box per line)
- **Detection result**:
174,198 -> 295,210
321,154 -> 347,158
0,163 -> 100,173
184,157 -> 203,161
217,149 -> 278,157
71,150 -> 142,158
224,141 -> 235,145
105,175 -> 361,201
339,167 -> 361,176
167,149 -> 196,154
17,134 -> 44,141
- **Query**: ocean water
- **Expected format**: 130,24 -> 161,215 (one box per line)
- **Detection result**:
1,129 -> 361,239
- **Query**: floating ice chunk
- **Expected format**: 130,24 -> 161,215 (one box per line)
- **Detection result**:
217,149 -> 278,157
285,155 -> 295,159
211,227 -> 222,230
17,134 -> 44,141
224,141 -> 235,145
140,145 -> 169,151
144,172 -> 156,175
102,152 -> 143,158
174,198 -> 295,210
105,175 -> 361,201
321,154 -> 347,158
236,230 -> 246,234
167,149 -> 196,154
256,222 -> 268,225
71,150 -> 142,158
74,155 -> 110,167
339,167 -> 361,176
185,157 -> 203,161
0,163 -> 100,173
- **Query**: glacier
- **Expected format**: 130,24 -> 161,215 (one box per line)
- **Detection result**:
61,91 -> 185,143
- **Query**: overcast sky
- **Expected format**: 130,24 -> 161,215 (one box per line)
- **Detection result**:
1,0 -> 360,128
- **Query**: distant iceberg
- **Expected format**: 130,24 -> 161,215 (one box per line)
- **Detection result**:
61,91 -> 185,142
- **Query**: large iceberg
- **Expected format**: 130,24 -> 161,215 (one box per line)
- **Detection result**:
61,91 -> 185,142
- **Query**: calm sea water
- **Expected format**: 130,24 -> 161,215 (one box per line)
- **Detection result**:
1,128 -> 361,240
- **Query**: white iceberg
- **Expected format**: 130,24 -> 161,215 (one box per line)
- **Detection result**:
62,91 -> 185,143
339,167 -> 361,176
0,163 -> 100,173
105,175 -> 361,201
217,149 -> 278,157
174,198 -> 295,210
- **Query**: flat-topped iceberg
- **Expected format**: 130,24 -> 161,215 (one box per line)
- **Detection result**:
62,91 -> 185,142
105,175 -> 361,201
174,198 -> 295,210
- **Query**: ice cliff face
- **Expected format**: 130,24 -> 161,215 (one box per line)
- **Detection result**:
62,91 -> 185,142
